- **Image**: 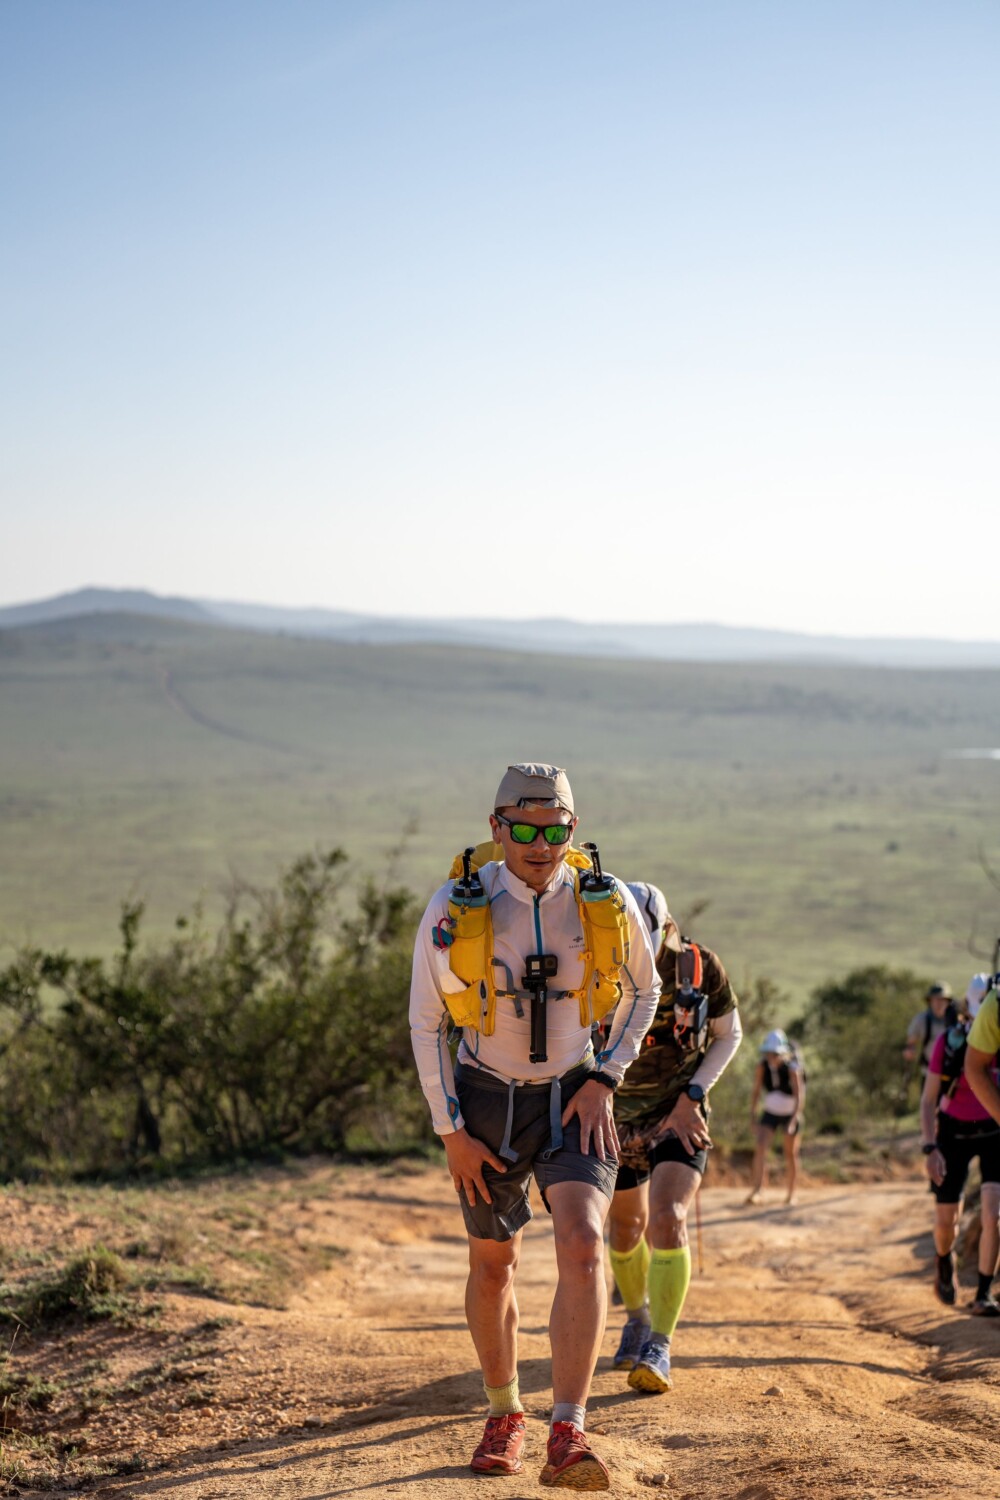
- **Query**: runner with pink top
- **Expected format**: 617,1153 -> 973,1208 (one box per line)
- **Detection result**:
920,974 -> 1000,1314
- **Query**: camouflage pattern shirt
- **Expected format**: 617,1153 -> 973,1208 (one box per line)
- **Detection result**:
614,940 -> 738,1134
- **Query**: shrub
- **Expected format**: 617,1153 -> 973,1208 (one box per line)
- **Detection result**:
795,964 -> 932,1119
0,852 -> 426,1177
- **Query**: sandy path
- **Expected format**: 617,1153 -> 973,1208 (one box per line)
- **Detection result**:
83,1167 -> 1000,1500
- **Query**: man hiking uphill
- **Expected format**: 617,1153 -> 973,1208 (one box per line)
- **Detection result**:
606,899 -> 741,1394
922,974 -> 1000,1313
409,764 -> 660,1489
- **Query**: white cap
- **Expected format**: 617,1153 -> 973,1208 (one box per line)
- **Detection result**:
966,973 -> 992,1018
760,1028 -> 791,1056
626,882 -> 669,938
624,881 -> 683,954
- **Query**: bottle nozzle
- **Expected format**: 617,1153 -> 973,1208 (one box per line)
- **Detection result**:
582,841 -> 604,882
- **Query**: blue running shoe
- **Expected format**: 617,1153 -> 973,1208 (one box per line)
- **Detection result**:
612,1316 -> 649,1370
628,1338 -> 673,1393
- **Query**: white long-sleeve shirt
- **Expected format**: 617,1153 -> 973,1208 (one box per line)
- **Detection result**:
691,1006 -> 743,1092
409,859 -> 661,1134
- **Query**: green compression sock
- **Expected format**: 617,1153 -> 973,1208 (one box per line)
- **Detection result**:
648,1246 -> 691,1339
609,1238 -> 651,1314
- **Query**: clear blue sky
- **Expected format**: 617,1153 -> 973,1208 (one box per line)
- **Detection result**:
3,0 -> 998,637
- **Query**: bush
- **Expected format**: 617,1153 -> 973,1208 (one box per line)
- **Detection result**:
706,968 -> 923,1145
795,964 -> 932,1121
0,852 -> 427,1177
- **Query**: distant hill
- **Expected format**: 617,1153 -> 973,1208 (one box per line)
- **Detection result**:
0,587 -> 213,628
4,585 -> 1000,667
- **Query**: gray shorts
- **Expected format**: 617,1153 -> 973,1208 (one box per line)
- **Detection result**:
454,1060 -> 618,1241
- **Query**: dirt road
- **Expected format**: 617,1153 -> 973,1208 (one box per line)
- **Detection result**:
24,1163 -> 1000,1499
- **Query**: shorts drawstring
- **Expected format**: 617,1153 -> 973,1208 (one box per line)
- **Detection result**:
498,1080 -> 519,1163
540,1076 -> 563,1161
457,1058 -> 592,1167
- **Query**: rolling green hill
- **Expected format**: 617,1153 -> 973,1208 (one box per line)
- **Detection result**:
2,613 -> 999,1000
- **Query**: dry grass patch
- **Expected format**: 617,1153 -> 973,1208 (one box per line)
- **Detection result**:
0,1160 -> 357,1492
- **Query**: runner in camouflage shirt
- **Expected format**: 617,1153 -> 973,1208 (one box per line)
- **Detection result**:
607,890 -> 742,1394
615,942 -> 738,1155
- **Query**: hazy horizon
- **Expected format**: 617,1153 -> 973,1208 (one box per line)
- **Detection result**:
5,581 -> 1000,652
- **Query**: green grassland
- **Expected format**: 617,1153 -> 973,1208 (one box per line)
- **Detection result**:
2,613 -> 999,1001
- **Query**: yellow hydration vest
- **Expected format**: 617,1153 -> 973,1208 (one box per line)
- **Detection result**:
442,842 -> 631,1036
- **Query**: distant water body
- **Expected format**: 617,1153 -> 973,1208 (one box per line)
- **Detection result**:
946,749 -> 1000,760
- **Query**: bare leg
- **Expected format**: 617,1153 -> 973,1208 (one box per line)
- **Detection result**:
746,1124 -> 775,1203
547,1181 -> 610,1407
466,1231 -> 522,1386
979,1184 -> 1000,1279
934,1201 -> 961,1257
607,1181 -> 649,1253
783,1127 -> 800,1204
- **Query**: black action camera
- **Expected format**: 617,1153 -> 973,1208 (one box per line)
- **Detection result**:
524,953 -> 558,990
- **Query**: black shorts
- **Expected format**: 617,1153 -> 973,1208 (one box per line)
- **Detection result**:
760,1111 -> 800,1136
454,1061 -> 619,1242
615,1132 -> 708,1191
931,1113 -> 1000,1204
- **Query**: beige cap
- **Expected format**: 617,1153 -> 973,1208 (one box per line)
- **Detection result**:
660,914 -> 684,955
494,763 -> 574,814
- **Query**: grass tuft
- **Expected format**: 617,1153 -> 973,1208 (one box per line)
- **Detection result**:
8,1246 -> 134,1326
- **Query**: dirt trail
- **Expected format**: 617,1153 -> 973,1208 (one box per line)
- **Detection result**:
49,1167 -> 1000,1498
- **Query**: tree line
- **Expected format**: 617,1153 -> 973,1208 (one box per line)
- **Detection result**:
0,851 -> 936,1179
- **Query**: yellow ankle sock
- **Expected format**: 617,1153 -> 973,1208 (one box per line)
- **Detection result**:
484,1376 -> 523,1415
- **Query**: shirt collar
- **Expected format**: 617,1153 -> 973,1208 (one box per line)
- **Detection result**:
497,860 -> 573,905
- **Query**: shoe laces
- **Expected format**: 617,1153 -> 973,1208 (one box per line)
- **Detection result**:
619,1316 -> 647,1348
549,1421 -> 590,1461
480,1413 -> 524,1453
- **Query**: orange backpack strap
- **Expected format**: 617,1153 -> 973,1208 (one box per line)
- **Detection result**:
677,941 -> 703,991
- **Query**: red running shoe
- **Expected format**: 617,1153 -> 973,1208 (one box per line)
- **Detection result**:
470,1412 -> 526,1475
539,1422 -> 610,1490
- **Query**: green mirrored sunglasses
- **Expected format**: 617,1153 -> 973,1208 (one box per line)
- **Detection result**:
494,813 -> 573,846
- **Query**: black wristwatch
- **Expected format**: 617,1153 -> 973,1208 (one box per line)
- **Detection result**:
922,1142 -> 938,1156
685,1083 -> 706,1104
592,1071 -> 619,1091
